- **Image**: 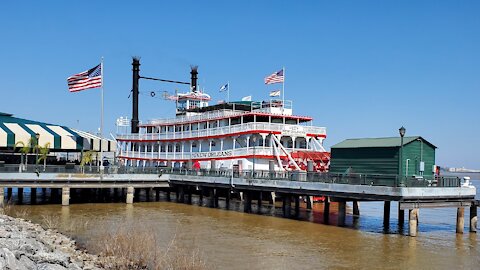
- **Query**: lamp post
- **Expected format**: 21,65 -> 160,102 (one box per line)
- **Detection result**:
35,133 -> 40,168
399,126 -> 406,186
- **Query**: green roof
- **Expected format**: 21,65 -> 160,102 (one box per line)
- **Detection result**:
331,136 -> 436,149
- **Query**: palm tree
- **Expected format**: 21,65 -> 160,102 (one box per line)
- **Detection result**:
37,142 -> 51,171
80,150 -> 95,174
13,139 -> 35,172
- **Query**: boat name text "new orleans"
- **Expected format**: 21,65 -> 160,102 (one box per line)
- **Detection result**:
191,150 -> 233,159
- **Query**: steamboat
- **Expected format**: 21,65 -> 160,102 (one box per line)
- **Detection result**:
116,60 -> 330,172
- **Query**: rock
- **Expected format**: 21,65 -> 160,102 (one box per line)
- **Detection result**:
19,255 -> 37,270
37,263 -> 67,270
0,215 -> 105,270
66,263 -> 82,270
1,247 -> 28,270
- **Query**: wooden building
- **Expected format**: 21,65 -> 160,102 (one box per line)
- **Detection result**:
330,136 -> 436,177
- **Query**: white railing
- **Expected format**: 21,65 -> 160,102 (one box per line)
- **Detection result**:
147,110 -> 242,125
117,123 -> 327,141
119,147 -> 278,160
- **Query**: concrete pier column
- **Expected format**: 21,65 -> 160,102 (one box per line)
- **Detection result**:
225,189 -> 231,209
7,188 -> 12,200
0,188 -> 4,208
337,201 -> 346,227
126,186 -> 134,204
61,187 -> 70,206
239,191 -> 244,201
306,196 -> 313,210
145,188 -> 151,202
18,188 -> 24,203
353,200 -> 360,218
409,209 -> 419,237
198,188 -> 203,205
187,187 -> 192,204
209,188 -> 215,208
270,192 -> 276,205
294,196 -> 300,217
31,188 -> 37,204
113,188 -> 119,201
470,205 -> 477,233
383,201 -> 391,228
178,186 -> 185,203
214,189 -> 219,207
166,189 -> 171,201
323,197 -> 330,224
284,195 -> 292,218
398,205 -> 405,227
456,207 -> 465,234
257,192 -> 263,207
243,191 -> 252,213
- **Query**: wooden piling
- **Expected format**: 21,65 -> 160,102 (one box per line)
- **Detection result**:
456,207 -> 465,234
470,205 -> 477,233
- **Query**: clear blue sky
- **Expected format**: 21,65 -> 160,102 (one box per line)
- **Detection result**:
1,1 -> 479,168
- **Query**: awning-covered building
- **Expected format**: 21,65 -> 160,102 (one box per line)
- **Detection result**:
0,112 -> 116,152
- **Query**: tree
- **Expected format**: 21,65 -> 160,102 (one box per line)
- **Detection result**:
37,142 -> 51,171
80,150 -> 95,174
13,138 -> 36,171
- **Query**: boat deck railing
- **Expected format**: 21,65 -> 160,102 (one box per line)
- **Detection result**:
0,164 -> 461,188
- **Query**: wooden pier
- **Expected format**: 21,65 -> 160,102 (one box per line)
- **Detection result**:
0,165 -> 477,236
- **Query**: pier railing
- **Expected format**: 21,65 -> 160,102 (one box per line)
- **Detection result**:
0,164 -> 461,188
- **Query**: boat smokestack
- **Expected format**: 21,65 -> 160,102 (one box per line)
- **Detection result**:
131,57 -> 140,134
190,66 -> 198,93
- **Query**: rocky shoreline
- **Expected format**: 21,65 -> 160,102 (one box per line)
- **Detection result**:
0,214 -> 105,270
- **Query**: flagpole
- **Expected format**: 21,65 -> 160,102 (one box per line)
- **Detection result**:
100,57 -> 104,172
227,81 -> 230,103
282,67 -> 285,114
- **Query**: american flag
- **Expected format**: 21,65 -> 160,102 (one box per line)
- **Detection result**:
264,69 -> 284,84
67,64 -> 102,92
